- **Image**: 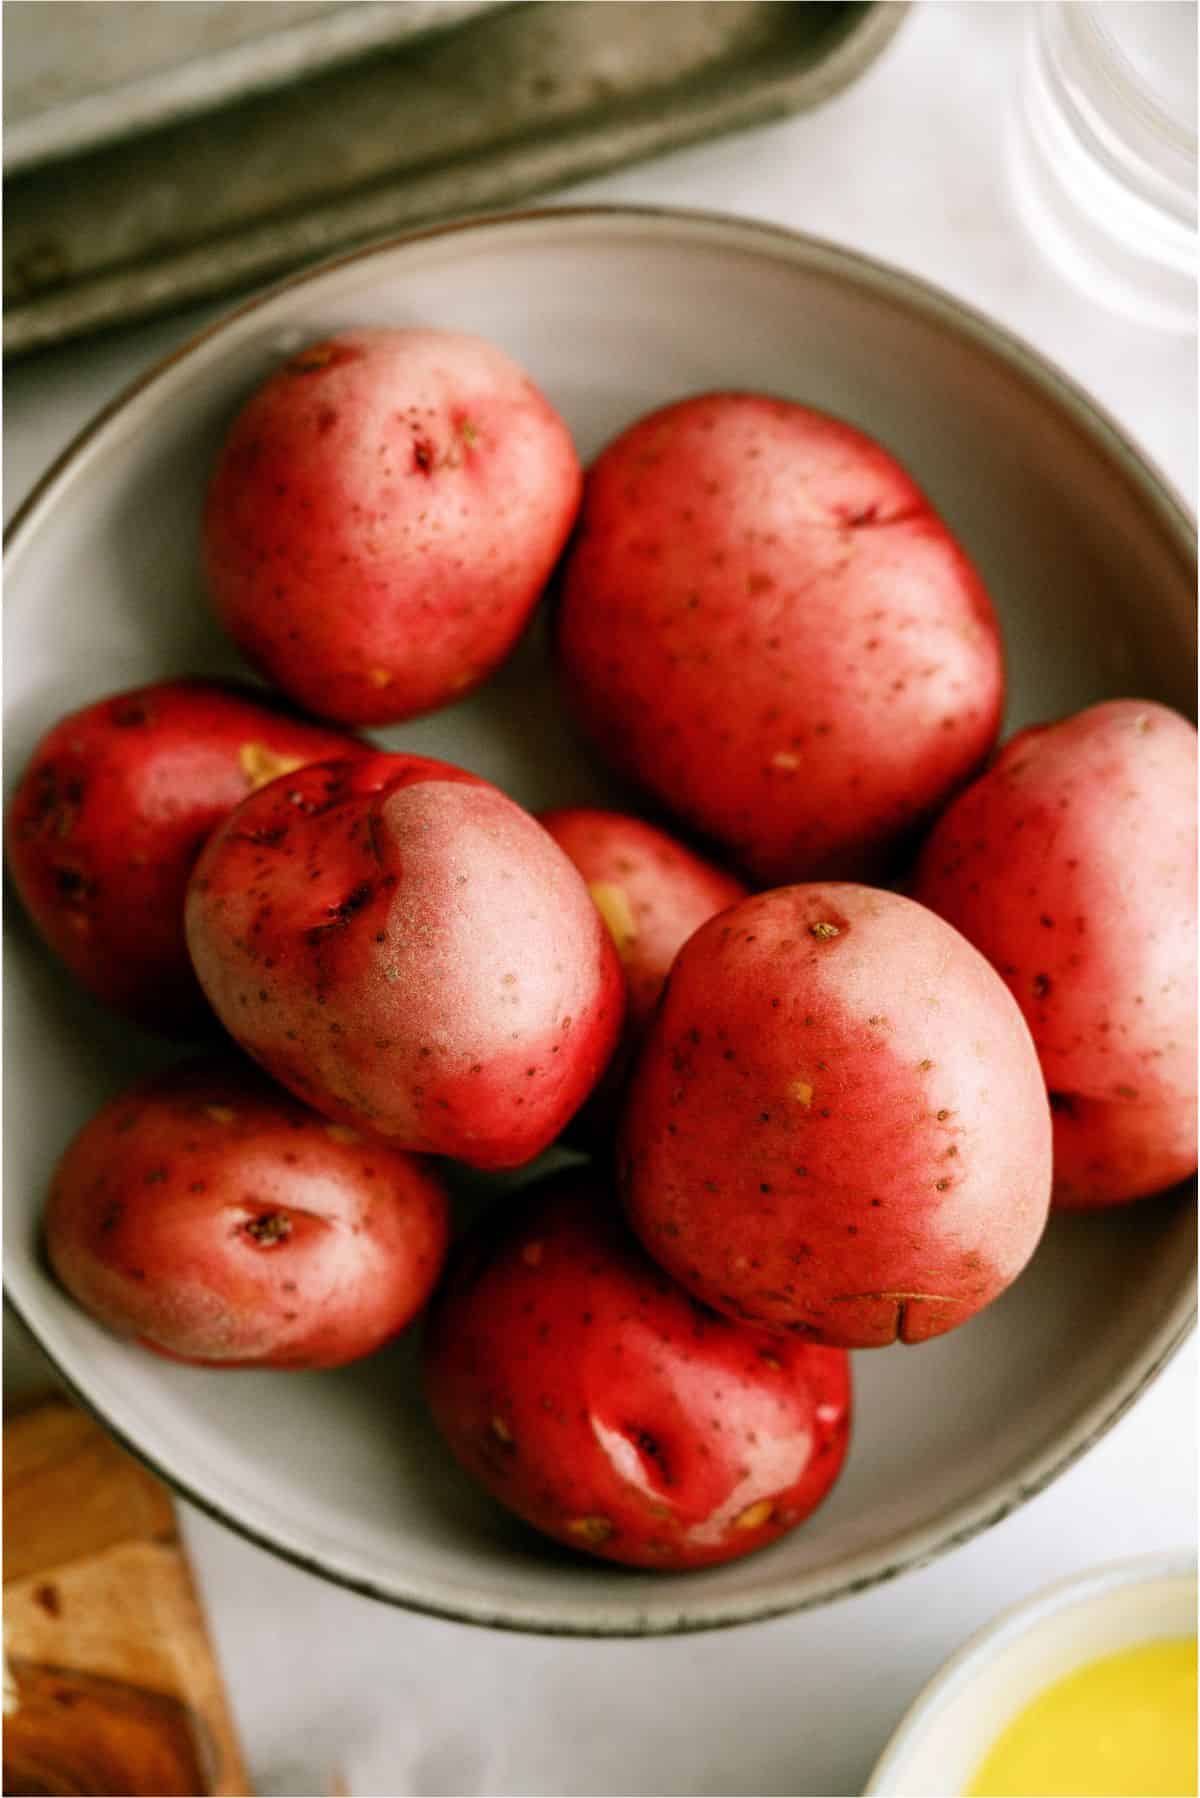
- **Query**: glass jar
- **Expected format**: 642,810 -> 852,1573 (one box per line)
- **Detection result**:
1008,1 -> 1197,331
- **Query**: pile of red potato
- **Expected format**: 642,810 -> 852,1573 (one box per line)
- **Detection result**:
9,329 -> 1196,1572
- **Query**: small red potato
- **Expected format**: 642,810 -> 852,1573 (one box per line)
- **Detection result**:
204,329 -> 581,725
555,393 -> 1003,884
186,754 -> 624,1168
620,884 -> 1052,1348
539,808 -> 746,1139
5,679 -> 360,1033
423,1171 -> 851,1569
1049,1090 -> 1197,1210
46,1060 -> 449,1368
539,808 -> 747,1037
913,699 -> 1197,1207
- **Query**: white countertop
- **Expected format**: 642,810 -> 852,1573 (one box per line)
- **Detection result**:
5,5 -> 1195,1795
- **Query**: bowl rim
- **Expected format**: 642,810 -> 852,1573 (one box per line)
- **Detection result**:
7,203 -> 1197,558
4,202 -> 1197,1637
863,1549 -> 1199,1793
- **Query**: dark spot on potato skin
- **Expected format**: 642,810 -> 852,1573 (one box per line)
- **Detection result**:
304,879 -> 374,945
18,766 -> 85,842
109,699 -> 150,727
232,823 -> 289,848
625,1425 -> 673,1484
54,867 -> 90,899
33,1582 -> 61,1617
242,1211 -> 293,1245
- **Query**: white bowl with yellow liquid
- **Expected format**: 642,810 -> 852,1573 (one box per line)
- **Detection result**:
866,1553 -> 1197,1797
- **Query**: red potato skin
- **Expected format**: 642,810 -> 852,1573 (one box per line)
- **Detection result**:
1050,1091 -> 1197,1210
423,1172 -> 851,1569
5,679 -> 361,1034
619,885 -> 1053,1348
46,1060 -> 449,1369
555,393 -> 1003,885
913,700 -> 1198,1208
185,754 -> 624,1168
539,809 -> 748,1035
539,808 -> 747,1142
204,329 -> 582,725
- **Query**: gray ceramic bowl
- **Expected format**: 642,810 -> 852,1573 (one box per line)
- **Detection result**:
4,207 -> 1195,1635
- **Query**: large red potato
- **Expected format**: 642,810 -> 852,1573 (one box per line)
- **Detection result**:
555,393 -> 1003,884
423,1171 -> 851,1569
204,329 -> 581,725
46,1060 -> 449,1369
185,754 -> 624,1168
539,807 -> 746,1137
5,679 -> 360,1033
620,884 -> 1052,1348
913,699 -> 1197,1207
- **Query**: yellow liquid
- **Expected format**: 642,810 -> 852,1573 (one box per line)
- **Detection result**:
968,1637 -> 1198,1798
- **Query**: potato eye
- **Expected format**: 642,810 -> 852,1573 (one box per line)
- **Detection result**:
243,1211 -> 292,1246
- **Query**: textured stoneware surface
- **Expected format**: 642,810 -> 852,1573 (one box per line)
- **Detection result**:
4,208 -> 1195,1634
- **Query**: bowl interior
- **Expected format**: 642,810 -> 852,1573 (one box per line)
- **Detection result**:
866,1557 -> 1198,1794
4,210 -> 1196,1634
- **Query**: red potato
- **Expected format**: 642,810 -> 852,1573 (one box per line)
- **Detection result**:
913,699 -> 1198,1208
539,809 -> 748,1036
539,808 -> 747,1139
424,1171 -> 851,1569
46,1060 -> 449,1368
620,884 -> 1052,1348
5,679 -> 361,1033
555,393 -> 1003,885
204,328 -> 581,726
1049,1090 -> 1197,1210
185,754 -> 624,1168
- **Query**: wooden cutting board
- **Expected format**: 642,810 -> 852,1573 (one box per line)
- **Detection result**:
3,1395 -> 250,1796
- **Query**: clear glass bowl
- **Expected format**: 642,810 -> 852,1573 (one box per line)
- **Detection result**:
1008,1 -> 1198,331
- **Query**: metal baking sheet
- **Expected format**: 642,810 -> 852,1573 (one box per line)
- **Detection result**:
4,1 -> 908,358
4,2 -> 508,172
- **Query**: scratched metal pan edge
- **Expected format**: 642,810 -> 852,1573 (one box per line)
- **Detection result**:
5,204 -> 1195,1634
3,0 -> 907,357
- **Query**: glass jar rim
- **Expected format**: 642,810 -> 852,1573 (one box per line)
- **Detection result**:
1058,2 -> 1196,154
